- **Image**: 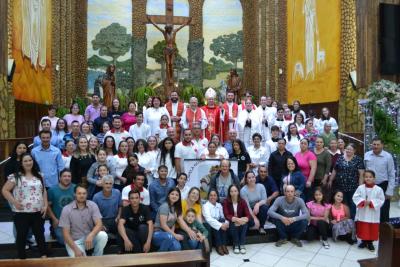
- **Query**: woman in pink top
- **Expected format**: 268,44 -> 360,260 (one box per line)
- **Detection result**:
295,139 -> 317,200
306,187 -> 331,249
121,102 -> 137,131
329,190 -> 356,244
63,103 -> 85,130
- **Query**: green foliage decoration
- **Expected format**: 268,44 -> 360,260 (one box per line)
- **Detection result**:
210,30 -> 243,68
181,85 -> 204,105
132,86 -> 156,110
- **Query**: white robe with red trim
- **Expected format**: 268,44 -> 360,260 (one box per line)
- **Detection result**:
353,184 -> 385,223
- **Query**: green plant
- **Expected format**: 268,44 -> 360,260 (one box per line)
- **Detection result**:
373,108 -> 400,155
181,85 -> 205,105
116,89 -> 129,111
56,106 -> 69,118
131,86 -> 156,110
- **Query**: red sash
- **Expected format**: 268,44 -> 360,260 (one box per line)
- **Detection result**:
165,101 -> 184,140
185,108 -> 202,129
222,102 -> 238,142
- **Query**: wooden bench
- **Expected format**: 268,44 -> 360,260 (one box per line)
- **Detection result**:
0,249 -> 210,267
358,222 -> 400,267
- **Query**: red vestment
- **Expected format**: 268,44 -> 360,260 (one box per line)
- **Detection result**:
222,102 -> 238,142
202,105 -> 221,141
185,108 -> 203,129
165,101 -> 185,140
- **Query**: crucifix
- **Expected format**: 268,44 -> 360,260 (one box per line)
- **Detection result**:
146,0 -> 192,95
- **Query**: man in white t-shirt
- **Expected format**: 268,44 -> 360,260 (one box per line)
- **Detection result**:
175,129 -> 199,174
121,173 -> 150,206
128,112 -> 150,141
104,116 -> 130,147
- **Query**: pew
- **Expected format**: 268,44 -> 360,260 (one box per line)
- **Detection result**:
0,249 -> 210,267
358,223 -> 400,267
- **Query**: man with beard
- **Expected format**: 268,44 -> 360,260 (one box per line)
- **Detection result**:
165,91 -> 186,141
222,91 -> 239,142
47,169 -> 76,244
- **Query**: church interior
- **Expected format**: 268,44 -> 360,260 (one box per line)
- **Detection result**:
0,0 -> 400,266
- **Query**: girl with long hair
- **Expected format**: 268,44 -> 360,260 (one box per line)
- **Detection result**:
155,137 -> 176,180
70,137 -> 96,186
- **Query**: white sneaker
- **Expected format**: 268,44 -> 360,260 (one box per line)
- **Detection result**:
322,240 -> 330,249
240,246 -> 246,254
233,246 -> 240,254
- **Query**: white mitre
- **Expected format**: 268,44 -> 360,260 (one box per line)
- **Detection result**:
205,87 -> 217,99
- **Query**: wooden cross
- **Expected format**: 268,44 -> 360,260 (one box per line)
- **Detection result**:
146,0 -> 190,26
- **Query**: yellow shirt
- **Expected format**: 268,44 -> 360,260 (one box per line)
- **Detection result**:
181,199 -> 202,217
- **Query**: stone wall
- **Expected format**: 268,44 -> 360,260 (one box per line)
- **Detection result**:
132,0 -> 148,90
339,0 -> 364,133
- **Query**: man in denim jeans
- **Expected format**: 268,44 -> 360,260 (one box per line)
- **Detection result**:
59,185 -> 108,257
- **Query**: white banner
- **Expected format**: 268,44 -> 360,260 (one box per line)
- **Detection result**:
183,159 -> 238,189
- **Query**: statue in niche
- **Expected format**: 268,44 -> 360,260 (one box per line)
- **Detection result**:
147,16 -> 192,88
101,64 -> 116,108
226,69 -> 242,103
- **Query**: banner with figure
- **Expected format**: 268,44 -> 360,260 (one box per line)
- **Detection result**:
183,159 -> 238,190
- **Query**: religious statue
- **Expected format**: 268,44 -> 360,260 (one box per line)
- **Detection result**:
226,69 -> 242,103
147,16 -> 192,89
101,64 -> 116,109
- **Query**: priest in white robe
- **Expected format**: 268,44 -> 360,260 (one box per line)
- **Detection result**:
236,99 -> 262,148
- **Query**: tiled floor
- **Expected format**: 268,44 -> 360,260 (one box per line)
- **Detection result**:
210,238 -> 377,267
0,201 -> 399,265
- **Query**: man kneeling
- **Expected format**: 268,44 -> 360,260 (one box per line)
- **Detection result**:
118,189 -> 154,253
268,185 -> 309,247
59,185 -> 108,257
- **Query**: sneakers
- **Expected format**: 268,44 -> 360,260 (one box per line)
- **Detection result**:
240,246 -> 246,254
291,238 -> 303,247
367,242 -> 375,252
259,228 -> 266,235
275,239 -> 288,247
322,240 -> 330,249
233,246 -> 240,254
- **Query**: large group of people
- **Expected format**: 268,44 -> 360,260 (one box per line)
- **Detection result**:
1,90 -> 396,260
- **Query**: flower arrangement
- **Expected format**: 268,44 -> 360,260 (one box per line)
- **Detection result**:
366,80 -> 400,155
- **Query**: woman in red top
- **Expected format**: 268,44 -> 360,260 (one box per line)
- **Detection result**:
223,184 -> 251,255
121,102 -> 137,131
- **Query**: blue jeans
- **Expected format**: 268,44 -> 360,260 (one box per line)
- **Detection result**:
229,222 -> 248,247
188,239 -> 201,249
211,227 -> 227,247
343,191 -> 356,219
54,226 -> 64,245
256,204 -> 269,228
152,231 -> 181,251
274,218 -> 307,240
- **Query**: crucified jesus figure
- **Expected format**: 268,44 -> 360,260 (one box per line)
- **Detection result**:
147,15 -> 192,87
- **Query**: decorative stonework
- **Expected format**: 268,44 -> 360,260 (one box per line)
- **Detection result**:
257,0 -> 287,102
240,0 -> 259,100
188,0 -> 204,40
51,0 -> 87,106
131,0 -> 147,89
339,0 -> 362,132
132,0 -> 147,39
188,38 -> 204,88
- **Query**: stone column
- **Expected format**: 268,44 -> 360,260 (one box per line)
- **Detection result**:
188,0 -> 204,88
132,0 -> 147,90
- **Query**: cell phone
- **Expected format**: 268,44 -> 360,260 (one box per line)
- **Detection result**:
243,259 -> 250,262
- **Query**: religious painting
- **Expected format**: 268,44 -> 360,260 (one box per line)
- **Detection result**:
87,0 -> 132,96
12,0 -> 52,104
287,0 -> 341,104
203,0 -> 243,91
